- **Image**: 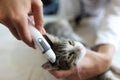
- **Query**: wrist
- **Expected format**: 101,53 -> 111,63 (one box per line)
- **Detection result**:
78,50 -> 112,80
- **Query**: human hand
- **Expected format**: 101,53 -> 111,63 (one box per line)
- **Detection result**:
0,0 -> 46,48
49,49 -> 113,80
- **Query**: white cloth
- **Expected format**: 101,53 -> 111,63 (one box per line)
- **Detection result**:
95,0 -> 120,49
59,0 -> 120,49
58,0 -> 81,19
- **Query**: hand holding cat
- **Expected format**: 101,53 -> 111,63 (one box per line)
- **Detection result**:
49,48 -> 113,80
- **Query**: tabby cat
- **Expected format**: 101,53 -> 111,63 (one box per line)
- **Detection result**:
42,20 -> 86,70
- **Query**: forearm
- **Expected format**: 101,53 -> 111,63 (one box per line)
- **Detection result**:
97,44 -> 115,56
95,44 -> 115,71
78,44 -> 115,80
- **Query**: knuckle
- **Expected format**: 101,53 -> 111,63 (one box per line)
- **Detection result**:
9,12 -> 25,24
10,15 -> 19,23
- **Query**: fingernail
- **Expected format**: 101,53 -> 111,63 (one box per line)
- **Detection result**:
42,27 -> 46,35
39,27 -> 46,35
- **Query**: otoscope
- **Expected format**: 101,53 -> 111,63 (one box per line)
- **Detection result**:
28,18 -> 56,63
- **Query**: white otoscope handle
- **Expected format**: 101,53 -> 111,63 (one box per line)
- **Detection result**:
28,19 -> 56,63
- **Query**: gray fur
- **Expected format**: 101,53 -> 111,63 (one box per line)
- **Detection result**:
44,20 -> 83,42
42,33 -> 83,70
42,20 -> 86,70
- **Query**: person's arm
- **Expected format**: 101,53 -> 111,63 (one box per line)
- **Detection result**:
0,0 -> 46,48
95,0 -> 120,50
74,44 -> 115,80
83,0 -> 120,78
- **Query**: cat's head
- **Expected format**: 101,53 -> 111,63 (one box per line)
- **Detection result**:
42,34 -> 86,70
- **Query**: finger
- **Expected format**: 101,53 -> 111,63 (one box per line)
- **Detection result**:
31,0 -> 46,34
10,13 -> 35,48
9,27 -> 21,40
49,69 -> 74,79
1,18 -> 21,40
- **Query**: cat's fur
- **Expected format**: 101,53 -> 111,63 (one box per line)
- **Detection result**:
42,33 -> 85,70
44,20 -> 83,42
42,20 -> 86,70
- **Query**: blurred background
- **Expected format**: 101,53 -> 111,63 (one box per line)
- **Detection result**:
0,0 -> 120,80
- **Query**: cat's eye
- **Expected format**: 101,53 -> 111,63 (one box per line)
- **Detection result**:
68,40 -> 74,46
67,52 -> 75,62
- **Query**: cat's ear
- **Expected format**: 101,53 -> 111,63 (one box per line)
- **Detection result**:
45,33 -> 61,43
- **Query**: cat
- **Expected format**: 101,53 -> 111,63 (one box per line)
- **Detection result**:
42,33 -> 86,70
42,20 -> 86,70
